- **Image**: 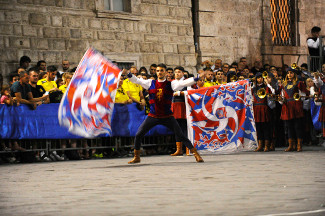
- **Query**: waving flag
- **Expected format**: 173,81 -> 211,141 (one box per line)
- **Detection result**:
58,48 -> 121,137
184,80 -> 257,153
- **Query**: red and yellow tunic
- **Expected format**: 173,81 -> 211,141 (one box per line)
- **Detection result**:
280,81 -> 306,120
252,85 -> 271,122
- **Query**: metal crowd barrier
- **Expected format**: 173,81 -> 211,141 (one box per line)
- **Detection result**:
0,135 -> 176,158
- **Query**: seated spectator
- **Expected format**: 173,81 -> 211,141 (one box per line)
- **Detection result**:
203,69 -> 216,87
59,72 -> 73,94
37,65 -> 60,92
28,67 -> 49,104
19,55 -> 31,70
36,60 -> 47,72
1,85 -> 14,105
115,75 -> 132,104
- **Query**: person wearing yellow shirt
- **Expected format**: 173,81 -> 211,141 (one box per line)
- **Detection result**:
123,66 -> 145,110
59,72 -> 73,94
215,70 -> 227,85
203,69 -> 216,87
115,75 -> 133,104
37,65 -> 60,92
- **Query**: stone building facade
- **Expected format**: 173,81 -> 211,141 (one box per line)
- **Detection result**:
0,0 -> 324,80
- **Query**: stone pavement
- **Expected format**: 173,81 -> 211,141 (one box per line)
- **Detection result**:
1,147 -> 325,216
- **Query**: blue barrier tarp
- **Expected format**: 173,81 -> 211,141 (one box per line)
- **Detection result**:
0,103 -> 173,139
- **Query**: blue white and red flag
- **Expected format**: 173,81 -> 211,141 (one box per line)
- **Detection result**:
184,80 -> 257,153
58,48 -> 121,137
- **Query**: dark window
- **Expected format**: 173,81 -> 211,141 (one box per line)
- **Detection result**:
116,62 -> 134,70
270,0 -> 298,46
104,0 -> 131,13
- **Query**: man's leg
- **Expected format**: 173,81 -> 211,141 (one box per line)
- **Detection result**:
129,116 -> 159,164
161,117 -> 203,162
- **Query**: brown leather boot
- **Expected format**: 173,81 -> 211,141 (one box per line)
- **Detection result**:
189,148 -> 204,162
186,147 -> 190,156
264,140 -> 270,152
297,138 -> 303,152
171,142 -> 183,156
254,140 -> 264,152
285,139 -> 294,152
128,149 -> 141,164
269,140 -> 275,151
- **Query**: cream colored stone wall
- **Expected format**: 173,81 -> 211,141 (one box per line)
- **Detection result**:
197,0 -> 325,68
197,0 -> 262,66
0,0 -> 197,79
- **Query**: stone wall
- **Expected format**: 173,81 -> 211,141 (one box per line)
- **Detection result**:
262,0 -> 325,67
0,0 -> 197,80
197,0 -> 325,68
197,0 -> 263,66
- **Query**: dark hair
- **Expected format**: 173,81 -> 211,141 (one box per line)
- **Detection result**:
139,66 -> 148,74
166,67 -> 173,71
36,60 -> 46,67
39,72 -> 47,80
231,62 -> 238,67
240,57 -> 247,61
174,66 -> 184,72
28,67 -> 40,74
1,84 -> 10,95
69,67 -> 77,73
19,70 -> 28,78
56,78 -> 63,87
9,72 -> 19,82
157,63 -> 167,69
311,26 -> 321,33
150,64 -> 157,68
47,65 -> 57,72
19,56 -> 31,65
300,63 -> 308,68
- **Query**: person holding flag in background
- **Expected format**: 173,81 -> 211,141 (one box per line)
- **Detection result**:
122,63 -> 206,164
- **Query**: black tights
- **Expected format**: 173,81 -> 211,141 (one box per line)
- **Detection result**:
134,116 -> 194,150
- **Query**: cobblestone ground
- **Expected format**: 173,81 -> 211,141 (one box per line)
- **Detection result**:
1,147 -> 325,216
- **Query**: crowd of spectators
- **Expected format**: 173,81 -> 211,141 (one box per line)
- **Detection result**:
1,48 -> 325,164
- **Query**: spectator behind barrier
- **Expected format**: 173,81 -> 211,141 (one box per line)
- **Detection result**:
1,84 -> 14,105
19,55 -> 31,70
28,67 -> 49,104
59,72 -> 73,94
10,71 -> 43,109
123,66 -> 145,110
115,75 -> 132,105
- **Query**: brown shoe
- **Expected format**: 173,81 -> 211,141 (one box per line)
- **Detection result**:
254,140 -> 264,152
269,141 -> 275,151
264,140 -> 270,152
171,142 -> 183,156
186,147 -> 190,156
190,148 -> 204,162
297,139 -> 303,152
128,149 -> 141,164
285,139 -> 294,152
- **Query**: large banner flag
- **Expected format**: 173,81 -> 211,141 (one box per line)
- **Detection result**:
58,48 -> 121,137
184,80 -> 257,153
